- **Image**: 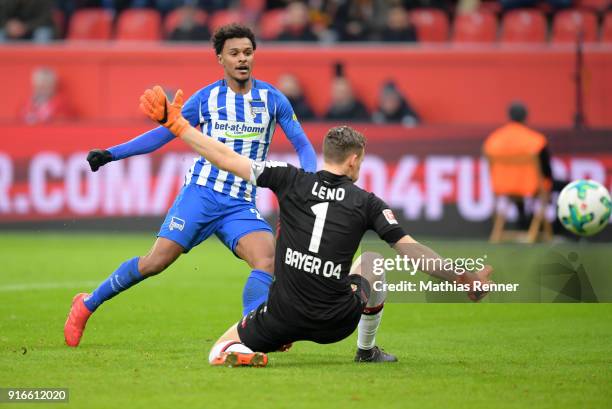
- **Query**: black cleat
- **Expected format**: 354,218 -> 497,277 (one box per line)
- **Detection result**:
354,346 -> 398,363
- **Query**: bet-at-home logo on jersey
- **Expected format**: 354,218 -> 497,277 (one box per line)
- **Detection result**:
213,121 -> 267,140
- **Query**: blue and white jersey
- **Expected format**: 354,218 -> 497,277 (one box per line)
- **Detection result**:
181,79 -> 307,202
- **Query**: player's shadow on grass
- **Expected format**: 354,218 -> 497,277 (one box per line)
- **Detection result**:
269,356 -> 351,368
269,353 -> 407,368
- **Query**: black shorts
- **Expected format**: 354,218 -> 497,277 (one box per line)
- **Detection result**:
237,275 -> 371,353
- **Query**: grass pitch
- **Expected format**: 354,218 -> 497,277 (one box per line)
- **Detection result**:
1,233 -> 611,409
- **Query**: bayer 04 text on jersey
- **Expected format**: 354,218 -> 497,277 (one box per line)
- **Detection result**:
284,247 -> 342,279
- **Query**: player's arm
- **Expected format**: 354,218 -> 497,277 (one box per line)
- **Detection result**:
392,236 -> 493,301
86,89 -> 200,172
139,85 -> 251,181
275,92 -> 317,172
180,126 -> 251,180
392,235 -> 463,281
368,195 -> 493,301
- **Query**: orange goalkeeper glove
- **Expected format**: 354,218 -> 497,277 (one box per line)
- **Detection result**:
139,85 -> 190,137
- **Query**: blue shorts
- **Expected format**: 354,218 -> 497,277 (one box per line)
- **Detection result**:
158,183 -> 272,253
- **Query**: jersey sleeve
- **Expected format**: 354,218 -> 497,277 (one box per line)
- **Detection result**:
367,193 -> 406,245
107,89 -> 201,160
250,160 -> 300,197
274,91 -> 317,172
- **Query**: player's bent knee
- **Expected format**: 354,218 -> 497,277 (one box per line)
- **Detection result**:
350,252 -> 387,309
350,251 -> 384,281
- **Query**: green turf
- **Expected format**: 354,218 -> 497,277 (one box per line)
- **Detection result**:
1,233 -> 611,409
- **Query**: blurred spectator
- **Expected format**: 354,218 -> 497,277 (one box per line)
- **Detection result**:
0,0 -> 55,42
20,67 -> 72,124
266,0 -> 292,9
168,5 -> 210,41
372,81 -> 420,126
333,0 -> 389,42
156,0 -> 234,14
379,5 -> 417,42
276,1 -> 318,42
324,77 -> 369,121
499,0 -> 572,11
277,73 -> 316,120
402,0 -> 451,12
56,0 -> 131,16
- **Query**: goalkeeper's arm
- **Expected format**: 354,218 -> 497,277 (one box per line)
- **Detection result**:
139,86 -> 252,181
180,126 -> 251,181
392,235 -> 494,302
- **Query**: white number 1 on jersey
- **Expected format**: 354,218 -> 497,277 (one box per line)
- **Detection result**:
308,202 -> 329,253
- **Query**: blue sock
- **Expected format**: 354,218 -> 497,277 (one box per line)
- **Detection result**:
83,257 -> 144,312
242,269 -> 273,316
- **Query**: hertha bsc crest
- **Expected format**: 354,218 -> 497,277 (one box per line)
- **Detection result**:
249,100 -> 266,116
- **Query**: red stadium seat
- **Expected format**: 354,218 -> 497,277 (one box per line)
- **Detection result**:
164,7 -> 207,38
409,9 -> 450,42
500,9 -> 547,44
115,9 -> 161,41
552,9 -> 598,44
575,0 -> 611,12
240,0 -> 266,17
208,9 -> 246,33
602,13 -> 612,43
259,9 -> 286,40
67,8 -> 113,40
453,11 -> 498,43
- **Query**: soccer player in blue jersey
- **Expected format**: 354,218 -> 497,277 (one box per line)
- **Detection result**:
64,24 -> 317,347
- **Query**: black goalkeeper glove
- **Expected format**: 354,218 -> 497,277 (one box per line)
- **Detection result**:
87,149 -> 113,172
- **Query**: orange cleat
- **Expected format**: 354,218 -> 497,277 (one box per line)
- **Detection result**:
211,351 -> 268,367
64,293 -> 92,347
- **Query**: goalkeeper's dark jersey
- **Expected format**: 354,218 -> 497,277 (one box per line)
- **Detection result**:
251,161 -> 406,329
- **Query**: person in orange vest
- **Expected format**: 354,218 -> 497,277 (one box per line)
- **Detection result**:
484,102 -> 555,228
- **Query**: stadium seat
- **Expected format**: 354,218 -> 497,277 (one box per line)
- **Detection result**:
240,0 -> 266,17
602,13 -> 612,43
409,9 -> 450,42
67,8 -> 113,41
259,9 -> 286,40
164,7 -> 208,38
500,9 -> 547,44
575,0 -> 611,12
115,9 -> 161,41
208,9 -> 246,33
453,11 -> 498,43
551,9 -> 598,44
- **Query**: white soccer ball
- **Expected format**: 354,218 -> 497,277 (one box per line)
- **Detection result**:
557,179 -> 611,236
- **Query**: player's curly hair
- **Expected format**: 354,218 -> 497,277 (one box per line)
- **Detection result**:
211,24 -> 257,55
323,126 -> 366,164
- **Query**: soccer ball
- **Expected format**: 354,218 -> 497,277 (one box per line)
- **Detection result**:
557,180 -> 612,236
